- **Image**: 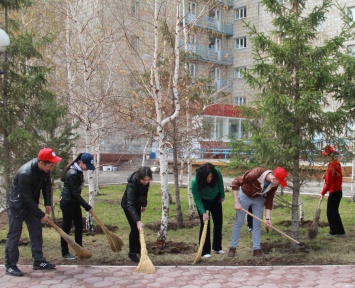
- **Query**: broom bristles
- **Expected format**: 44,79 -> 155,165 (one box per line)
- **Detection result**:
92,212 -> 124,252
192,210 -> 209,265
308,221 -> 319,240
134,228 -> 156,274
308,201 -> 322,240
48,219 -> 92,259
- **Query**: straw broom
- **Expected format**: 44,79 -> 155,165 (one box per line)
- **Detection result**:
134,227 -> 156,274
47,219 -> 92,259
92,212 -> 124,252
192,210 -> 209,265
308,198 -> 322,240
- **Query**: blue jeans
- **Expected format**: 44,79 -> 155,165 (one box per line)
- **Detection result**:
230,190 -> 265,250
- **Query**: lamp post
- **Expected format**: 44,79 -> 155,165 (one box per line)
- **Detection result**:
0,28 -> 10,52
0,27 -> 10,205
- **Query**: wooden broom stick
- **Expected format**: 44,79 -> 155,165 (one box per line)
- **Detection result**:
192,210 -> 209,265
241,208 -> 300,245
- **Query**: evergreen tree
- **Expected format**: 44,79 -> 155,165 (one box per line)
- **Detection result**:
240,0 -> 355,243
0,1 -> 76,205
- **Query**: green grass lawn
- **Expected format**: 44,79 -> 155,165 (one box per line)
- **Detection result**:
1,183 -> 355,266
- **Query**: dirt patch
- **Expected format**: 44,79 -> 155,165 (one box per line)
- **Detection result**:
145,218 -> 200,231
148,241 -> 196,255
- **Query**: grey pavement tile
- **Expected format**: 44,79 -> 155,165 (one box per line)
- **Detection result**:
1,265 -> 355,287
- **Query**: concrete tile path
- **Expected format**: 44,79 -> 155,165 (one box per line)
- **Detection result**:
1,265 -> 355,287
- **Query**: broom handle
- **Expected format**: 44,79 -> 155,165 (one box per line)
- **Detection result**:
318,198 -> 322,209
241,208 -> 300,245
204,210 -> 209,223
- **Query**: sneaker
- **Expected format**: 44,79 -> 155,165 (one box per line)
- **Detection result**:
325,233 -> 337,236
253,249 -> 264,257
228,247 -> 236,258
202,254 -> 211,258
62,253 -> 76,260
5,265 -> 23,277
248,227 -> 253,233
128,252 -> 140,263
213,249 -> 225,254
33,261 -> 56,270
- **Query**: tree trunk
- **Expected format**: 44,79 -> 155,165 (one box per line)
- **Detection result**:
291,154 -> 301,249
172,121 -> 183,228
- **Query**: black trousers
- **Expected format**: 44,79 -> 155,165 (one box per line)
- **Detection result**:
123,208 -> 141,254
197,194 -> 223,255
60,200 -> 84,255
327,190 -> 345,235
5,207 -> 46,267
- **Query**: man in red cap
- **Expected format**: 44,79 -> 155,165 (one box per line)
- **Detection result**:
5,148 -> 62,276
228,166 -> 288,258
320,145 -> 345,236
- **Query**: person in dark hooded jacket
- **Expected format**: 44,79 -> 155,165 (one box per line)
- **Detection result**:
121,166 -> 152,262
59,153 -> 95,260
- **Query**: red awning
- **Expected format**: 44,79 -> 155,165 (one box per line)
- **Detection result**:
204,104 -> 242,118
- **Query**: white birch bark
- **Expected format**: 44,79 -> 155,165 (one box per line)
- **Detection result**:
154,0 -> 182,243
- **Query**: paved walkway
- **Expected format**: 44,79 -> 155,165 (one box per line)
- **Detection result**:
1,264 -> 355,287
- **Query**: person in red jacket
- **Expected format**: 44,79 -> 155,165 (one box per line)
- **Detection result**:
320,146 -> 345,236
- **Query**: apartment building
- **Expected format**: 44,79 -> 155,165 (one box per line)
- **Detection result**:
183,0 -> 355,147
97,0 -> 355,157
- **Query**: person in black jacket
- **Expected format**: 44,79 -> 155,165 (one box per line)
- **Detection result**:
121,166 -> 152,262
59,153 -> 95,260
5,148 -> 62,277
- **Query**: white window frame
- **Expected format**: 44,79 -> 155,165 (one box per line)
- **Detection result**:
235,7 -> 246,20
348,45 -> 355,55
235,37 -> 246,49
189,1 -> 197,16
234,96 -> 246,106
234,67 -> 246,79
349,7 -> 355,22
188,63 -> 196,77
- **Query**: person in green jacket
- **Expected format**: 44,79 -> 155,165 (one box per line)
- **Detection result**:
191,163 -> 225,258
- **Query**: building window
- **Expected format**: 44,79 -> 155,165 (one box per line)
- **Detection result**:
235,37 -> 246,49
131,0 -> 140,17
188,63 -> 196,76
349,7 -> 355,22
130,36 -> 139,52
348,45 -> 355,55
234,97 -> 246,106
316,20 -> 325,32
189,1 -> 197,15
235,7 -> 246,20
234,67 -> 246,79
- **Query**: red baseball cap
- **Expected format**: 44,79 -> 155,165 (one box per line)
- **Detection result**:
38,148 -> 62,163
322,145 -> 334,156
273,166 -> 288,187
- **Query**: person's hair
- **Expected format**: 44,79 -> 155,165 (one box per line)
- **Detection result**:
330,151 -> 339,160
38,160 -> 53,165
196,163 -> 218,192
136,166 -> 153,182
60,153 -> 83,181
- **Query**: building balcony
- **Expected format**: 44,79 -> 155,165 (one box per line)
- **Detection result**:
181,44 -> 234,65
208,79 -> 232,93
183,13 -> 233,37
214,0 -> 233,8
